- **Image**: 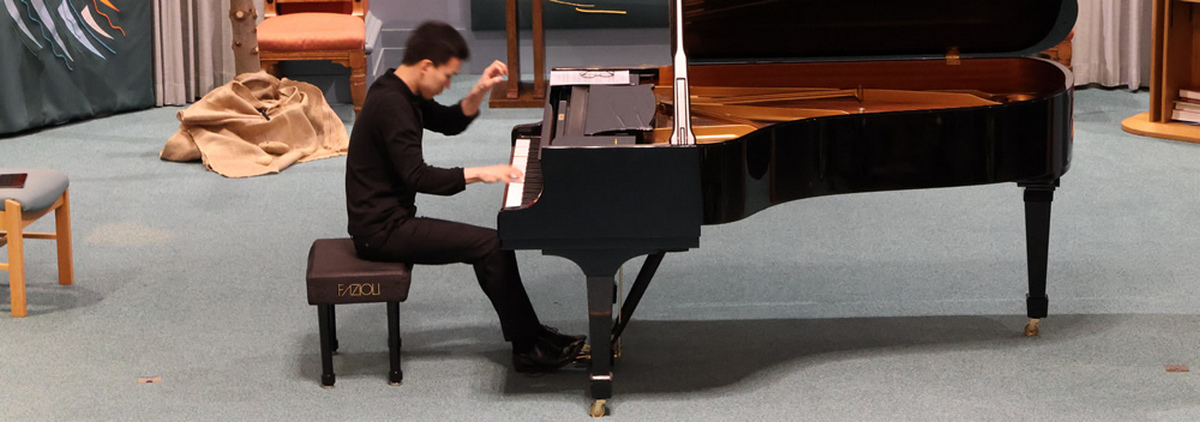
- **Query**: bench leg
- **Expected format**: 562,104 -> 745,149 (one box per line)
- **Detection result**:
329,305 -> 338,353
387,301 -> 403,385
318,304 -> 336,388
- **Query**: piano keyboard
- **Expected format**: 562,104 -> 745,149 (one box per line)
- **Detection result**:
503,136 -> 543,208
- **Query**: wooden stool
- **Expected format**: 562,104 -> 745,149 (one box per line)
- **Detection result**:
1,169 -> 73,317
306,238 -> 411,388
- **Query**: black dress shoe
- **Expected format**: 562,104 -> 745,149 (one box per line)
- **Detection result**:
513,331 -> 587,373
539,325 -> 586,349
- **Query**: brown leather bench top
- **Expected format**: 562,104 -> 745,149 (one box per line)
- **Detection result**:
306,238 -> 411,305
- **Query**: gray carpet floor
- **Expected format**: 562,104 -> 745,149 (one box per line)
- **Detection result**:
2,78 -> 1199,421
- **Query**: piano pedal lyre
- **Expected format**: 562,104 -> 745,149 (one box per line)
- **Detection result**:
1024,318 -> 1040,337
572,340 -> 622,365
574,344 -> 592,365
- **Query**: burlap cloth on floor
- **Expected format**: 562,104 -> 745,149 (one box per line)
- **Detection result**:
161,71 -> 349,178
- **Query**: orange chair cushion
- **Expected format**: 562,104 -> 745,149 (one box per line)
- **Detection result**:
258,13 -> 364,52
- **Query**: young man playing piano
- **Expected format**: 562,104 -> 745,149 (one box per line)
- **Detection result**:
344,21 -> 586,372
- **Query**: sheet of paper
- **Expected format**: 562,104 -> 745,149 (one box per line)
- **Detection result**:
550,70 -> 632,86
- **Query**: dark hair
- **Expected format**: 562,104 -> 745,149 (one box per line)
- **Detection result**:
401,21 -> 470,66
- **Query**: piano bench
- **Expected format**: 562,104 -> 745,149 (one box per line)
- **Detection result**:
306,238 -> 412,388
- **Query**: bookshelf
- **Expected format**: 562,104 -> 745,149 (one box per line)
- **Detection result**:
1122,0 -> 1200,143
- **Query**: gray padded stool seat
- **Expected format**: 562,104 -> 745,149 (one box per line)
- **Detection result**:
306,238 -> 411,387
0,169 -> 69,213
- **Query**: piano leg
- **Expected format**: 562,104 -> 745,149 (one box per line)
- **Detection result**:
586,275 -> 614,417
1022,184 -> 1055,336
612,251 -> 666,342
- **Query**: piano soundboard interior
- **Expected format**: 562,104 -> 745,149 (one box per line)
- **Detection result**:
650,87 -> 1014,144
648,57 -> 1068,144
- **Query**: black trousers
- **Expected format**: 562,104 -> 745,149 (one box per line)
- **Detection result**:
354,217 -> 541,342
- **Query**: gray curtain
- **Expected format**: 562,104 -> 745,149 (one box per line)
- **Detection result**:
1072,0 -> 1153,89
152,0 -> 237,106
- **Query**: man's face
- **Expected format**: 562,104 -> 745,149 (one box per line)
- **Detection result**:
416,57 -> 462,99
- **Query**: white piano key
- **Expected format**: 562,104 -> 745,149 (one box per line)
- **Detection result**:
513,138 -> 530,157
504,182 -> 525,208
504,138 -> 533,208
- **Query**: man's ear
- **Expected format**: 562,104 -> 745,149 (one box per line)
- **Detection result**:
418,59 -> 434,72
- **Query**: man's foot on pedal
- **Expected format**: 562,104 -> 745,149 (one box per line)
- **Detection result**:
539,325 -> 586,350
512,327 -> 587,373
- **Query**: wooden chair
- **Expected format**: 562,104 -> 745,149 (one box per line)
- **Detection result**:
258,0 -> 369,117
0,169 -> 73,317
1040,30 -> 1073,71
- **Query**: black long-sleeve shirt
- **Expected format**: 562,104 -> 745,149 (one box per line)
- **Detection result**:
345,70 -> 477,242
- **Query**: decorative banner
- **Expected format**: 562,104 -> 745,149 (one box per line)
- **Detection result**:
3,0 -> 41,50
1,0 -> 152,135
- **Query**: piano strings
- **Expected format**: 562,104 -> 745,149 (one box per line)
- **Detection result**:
650,84 -> 1012,143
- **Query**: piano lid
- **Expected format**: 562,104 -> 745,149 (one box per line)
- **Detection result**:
680,0 -> 1078,64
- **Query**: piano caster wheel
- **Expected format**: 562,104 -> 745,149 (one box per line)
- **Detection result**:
1024,318 -> 1040,337
590,399 -> 608,417
321,384 -> 334,390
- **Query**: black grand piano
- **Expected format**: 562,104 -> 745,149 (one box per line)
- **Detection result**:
498,0 -> 1076,416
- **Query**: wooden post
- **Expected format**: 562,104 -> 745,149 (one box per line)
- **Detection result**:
532,0 -> 546,99
229,0 -> 261,75
505,0 -> 521,99
490,0 -> 548,108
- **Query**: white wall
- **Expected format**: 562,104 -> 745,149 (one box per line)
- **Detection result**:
366,0 -> 670,76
